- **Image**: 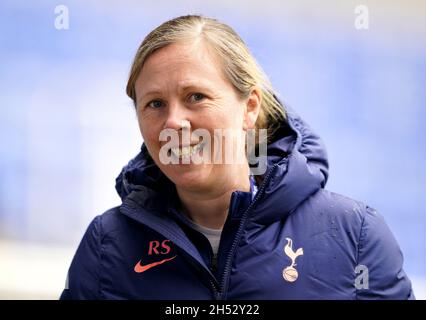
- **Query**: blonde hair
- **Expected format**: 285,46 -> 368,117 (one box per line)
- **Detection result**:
126,15 -> 286,144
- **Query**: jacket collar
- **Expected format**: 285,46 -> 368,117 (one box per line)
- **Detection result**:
248,107 -> 329,224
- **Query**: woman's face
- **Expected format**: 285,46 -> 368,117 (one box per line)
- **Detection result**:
135,40 -> 257,192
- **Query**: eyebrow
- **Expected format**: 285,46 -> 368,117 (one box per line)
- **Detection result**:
137,82 -> 213,104
136,89 -> 161,105
140,89 -> 162,98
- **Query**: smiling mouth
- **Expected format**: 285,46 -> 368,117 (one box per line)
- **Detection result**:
169,142 -> 205,159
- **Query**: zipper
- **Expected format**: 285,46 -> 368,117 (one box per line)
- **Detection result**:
175,248 -> 221,299
217,163 -> 280,299
209,279 -> 220,300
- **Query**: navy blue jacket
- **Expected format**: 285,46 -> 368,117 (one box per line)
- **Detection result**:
60,108 -> 414,300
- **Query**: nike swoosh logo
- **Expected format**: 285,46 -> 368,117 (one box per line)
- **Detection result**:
134,255 -> 177,273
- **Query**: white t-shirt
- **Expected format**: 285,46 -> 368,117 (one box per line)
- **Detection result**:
187,176 -> 258,263
188,220 -> 222,256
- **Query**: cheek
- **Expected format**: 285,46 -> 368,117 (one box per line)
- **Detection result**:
141,127 -> 159,147
138,118 -> 160,149
141,129 -> 161,163
208,99 -> 244,128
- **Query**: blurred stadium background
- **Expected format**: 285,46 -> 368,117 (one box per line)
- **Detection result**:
1,0 -> 425,299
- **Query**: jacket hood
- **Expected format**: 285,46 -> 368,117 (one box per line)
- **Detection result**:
115,104 -> 329,224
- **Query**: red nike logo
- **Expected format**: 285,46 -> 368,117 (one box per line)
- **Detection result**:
134,255 -> 177,273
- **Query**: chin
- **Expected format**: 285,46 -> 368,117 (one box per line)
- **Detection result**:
165,165 -> 211,191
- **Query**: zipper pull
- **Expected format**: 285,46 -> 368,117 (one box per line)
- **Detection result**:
209,279 -> 222,300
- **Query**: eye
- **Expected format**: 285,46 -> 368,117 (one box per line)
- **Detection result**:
188,93 -> 205,103
146,99 -> 164,109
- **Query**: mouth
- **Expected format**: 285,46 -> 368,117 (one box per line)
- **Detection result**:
169,141 -> 205,159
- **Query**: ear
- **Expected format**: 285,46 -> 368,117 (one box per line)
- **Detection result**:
243,86 -> 261,131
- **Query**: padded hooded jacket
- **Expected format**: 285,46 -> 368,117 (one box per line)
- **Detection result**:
60,108 -> 414,300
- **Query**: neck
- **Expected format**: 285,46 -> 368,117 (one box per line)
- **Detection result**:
176,166 -> 251,230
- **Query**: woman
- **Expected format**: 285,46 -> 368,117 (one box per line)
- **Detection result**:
60,15 -> 414,299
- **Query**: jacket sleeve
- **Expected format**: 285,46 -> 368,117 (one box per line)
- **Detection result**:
60,216 -> 102,300
356,206 -> 415,299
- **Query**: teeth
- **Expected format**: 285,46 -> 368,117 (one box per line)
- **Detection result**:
171,143 -> 203,158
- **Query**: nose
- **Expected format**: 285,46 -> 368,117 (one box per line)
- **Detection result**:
163,102 -> 191,131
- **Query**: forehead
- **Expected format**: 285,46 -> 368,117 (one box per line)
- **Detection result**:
136,40 -> 230,93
